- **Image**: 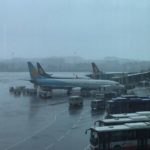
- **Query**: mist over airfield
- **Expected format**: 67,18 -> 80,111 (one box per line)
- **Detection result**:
0,0 -> 150,60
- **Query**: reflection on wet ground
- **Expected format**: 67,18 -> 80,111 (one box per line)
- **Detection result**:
0,72 -> 106,150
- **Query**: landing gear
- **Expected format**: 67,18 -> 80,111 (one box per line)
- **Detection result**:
36,86 -> 53,98
36,86 -> 41,97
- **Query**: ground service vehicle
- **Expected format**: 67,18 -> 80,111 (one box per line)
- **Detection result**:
86,122 -> 150,150
91,100 -> 105,111
39,90 -> 52,98
69,95 -> 83,106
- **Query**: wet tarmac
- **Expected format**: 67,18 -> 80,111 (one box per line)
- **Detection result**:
0,72 -> 106,150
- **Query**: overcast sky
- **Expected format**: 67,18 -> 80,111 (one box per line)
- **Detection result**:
0,0 -> 150,60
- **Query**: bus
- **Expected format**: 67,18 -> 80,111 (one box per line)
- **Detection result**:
107,113 -> 138,119
136,111 -> 150,116
94,115 -> 150,126
107,111 -> 150,119
107,96 -> 150,114
86,122 -> 150,150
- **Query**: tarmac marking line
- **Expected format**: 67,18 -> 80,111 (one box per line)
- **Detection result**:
84,144 -> 90,150
45,143 -> 54,150
5,115 -> 57,150
57,135 -> 65,142
61,109 -> 67,113
65,129 -> 71,135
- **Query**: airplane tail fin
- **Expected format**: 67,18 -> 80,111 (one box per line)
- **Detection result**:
27,62 -> 41,80
37,62 -> 52,78
90,62 -> 104,79
37,62 -> 46,75
86,62 -> 104,79
92,62 -> 103,75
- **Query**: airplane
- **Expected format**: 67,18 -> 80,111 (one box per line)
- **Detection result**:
86,62 -> 150,89
37,62 -> 83,79
28,62 -> 124,95
86,62 -> 127,80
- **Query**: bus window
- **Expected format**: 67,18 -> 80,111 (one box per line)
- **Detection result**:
137,129 -> 148,149
121,130 -> 136,141
111,131 -> 122,141
99,133 -> 110,150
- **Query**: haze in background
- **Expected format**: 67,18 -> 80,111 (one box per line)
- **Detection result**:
0,0 -> 150,60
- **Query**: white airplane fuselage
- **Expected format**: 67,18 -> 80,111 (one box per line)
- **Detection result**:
35,77 -> 124,90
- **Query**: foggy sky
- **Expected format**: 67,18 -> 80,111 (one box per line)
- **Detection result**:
0,0 -> 150,60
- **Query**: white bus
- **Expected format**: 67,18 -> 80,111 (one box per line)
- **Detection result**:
86,122 -> 150,150
94,115 -> 150,126
107,111 -> 150,119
